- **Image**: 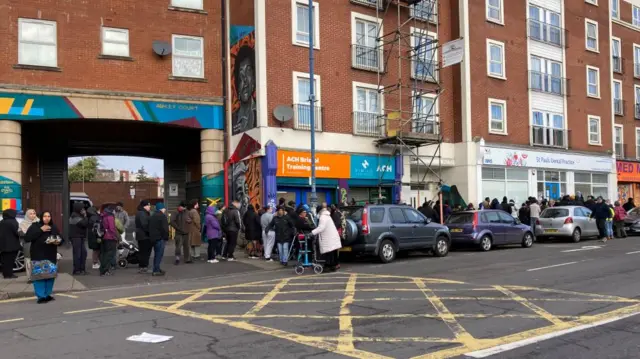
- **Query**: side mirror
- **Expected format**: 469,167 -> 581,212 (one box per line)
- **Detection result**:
425,218 -> 432,224
514,218 -> 521,225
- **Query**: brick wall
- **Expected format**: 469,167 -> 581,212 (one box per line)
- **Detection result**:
70,181 -> 160,214
0,0 -> 222,98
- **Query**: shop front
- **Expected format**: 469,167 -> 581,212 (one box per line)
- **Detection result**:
616,161 -> 640,203
480,146 -> 614,203
272,149 -> 400,206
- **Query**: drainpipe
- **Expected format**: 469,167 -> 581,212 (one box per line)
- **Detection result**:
221,0 -> 230,207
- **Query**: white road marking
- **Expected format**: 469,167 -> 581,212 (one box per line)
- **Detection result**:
465,310 -> 640,358
626,251 -> 640,255
527,262 -> 578,272
561,246 -> 602,253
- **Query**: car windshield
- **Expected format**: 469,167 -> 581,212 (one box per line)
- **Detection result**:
446,213 -> 474,224
541,208 -> 569,218
347,208 -> 363,222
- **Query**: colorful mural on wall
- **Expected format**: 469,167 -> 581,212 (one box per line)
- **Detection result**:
201,172 -> 225,208
232,157 -> 262,216
230,26 -> 257,136
0,93 -> 224,129
0,176 -> 22,211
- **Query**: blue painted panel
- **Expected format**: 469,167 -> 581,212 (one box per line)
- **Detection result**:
350,155 -> 396,181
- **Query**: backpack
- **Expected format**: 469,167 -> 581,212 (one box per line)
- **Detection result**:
93,216 -> 105,239
220,209 -> 229,229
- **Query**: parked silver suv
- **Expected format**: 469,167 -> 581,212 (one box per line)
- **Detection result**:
340,204 -> 451,263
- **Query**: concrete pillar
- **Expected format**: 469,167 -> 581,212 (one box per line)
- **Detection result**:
201,129 -> 225,204
0,121 -> 22,210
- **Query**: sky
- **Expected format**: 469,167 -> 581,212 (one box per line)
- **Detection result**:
68,156 -> 164,178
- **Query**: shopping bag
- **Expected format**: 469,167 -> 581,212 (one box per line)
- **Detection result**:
30,260 -> 58,281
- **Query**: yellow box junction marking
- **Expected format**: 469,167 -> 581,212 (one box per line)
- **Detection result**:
109,273 -> 640,359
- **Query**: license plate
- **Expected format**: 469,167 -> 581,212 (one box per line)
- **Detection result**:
544,229 -> 558,233
340,247 -> 352,252
450,229 -> 463,233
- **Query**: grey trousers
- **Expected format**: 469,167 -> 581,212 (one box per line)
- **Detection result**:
174,234 -> 191,262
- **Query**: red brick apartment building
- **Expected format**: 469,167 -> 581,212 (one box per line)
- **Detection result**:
232,0 -> 617,206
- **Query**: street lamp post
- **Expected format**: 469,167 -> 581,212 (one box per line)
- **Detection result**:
308,0 -> 317,213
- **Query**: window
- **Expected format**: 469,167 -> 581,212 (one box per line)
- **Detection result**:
482,168 -> 529,207
403,208 -> 425,223
585,0 -> 597,5
488,99 -> 506,134
588,115 -> 601,145
635,85 -> 640,119
615,125 -> 624,158
411,0 -> 437,22
292,0 -> 319,48
171,0 -> 203,9
486,0 -> 503,24
529,56 -> 563,95
634,44 -> 640,77
353,82 -> 382,136
171,35 -> 204,78
18,18 -> 57,67
636,128 -> 640,159
613,80 -> 623,115
532,110 -> 565,147
351,12 -> 382,71
528,6 -> 562,47
634,6 -> 640,27
412,94 -> 438,134
486,39 -> 505,79
575,172 -> 609,199
612,0 -> 619,18
369,208 -> 385,223
536,170 -> 567,199
498,212 -> 515,224
612,38 -> 622,73
585,19 -> 598,52
101,27 -> 129,57
411,28 -> 437,81
293,71 -> 322,131
586,66 -> 600,98
389,208 -> 407,223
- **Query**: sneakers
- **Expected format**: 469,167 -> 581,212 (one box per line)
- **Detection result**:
100,271 -> 113,277
207,259 -> 219,263
249,255 -> 258,259
92,263 -> 100,269
138,267 -> 149,274
152,271 -> 165,276
227,257 -> 235,262
266,258 -> 274,262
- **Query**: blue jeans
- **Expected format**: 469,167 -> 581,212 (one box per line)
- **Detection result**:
277,242 -> 289,263
606,221 -> 614,237
153,240 -> 165,273
33,278 -> 55,299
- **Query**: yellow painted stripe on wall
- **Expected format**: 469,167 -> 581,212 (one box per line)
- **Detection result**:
21,99 -> 34,115
1,199 -> 9,211
0,98 -> 15,115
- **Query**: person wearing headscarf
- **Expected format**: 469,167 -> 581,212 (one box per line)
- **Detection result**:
25,211 -> 63,303
187,199 -> 202,260
0,209 -> 20,279
19,209 -> 39,275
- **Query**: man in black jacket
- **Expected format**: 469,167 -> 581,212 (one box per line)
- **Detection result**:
86,207 -> 101,269
222,201 -> 242,261
69,202 -> 89,275
623,198 -> 636,212
265,206 -> 295,265
591,197 -> 610,242
149,202 -> 169,276
0,209 -> 20,279
135,200 -> 152,273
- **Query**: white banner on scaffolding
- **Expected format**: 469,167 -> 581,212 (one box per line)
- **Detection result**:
441,38 -> 464,68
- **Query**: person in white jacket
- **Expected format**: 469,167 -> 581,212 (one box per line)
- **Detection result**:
311,207 -> 342,271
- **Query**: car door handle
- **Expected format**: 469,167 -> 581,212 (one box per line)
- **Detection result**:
412,225 -> 418,228
390,225 -> 396,229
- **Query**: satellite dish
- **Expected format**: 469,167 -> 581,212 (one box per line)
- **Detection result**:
152,41 -> 171,56
273,105 -> 294,123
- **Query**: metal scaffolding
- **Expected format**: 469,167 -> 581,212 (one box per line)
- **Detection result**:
366,0 -> 444,203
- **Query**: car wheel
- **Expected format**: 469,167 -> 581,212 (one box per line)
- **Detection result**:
433,236 -> 449,257
571,228 -> 581,243
13,250 -> 25,272
522,232 -> 534,248
480,236 -> 492,251
378,239 -> 396,264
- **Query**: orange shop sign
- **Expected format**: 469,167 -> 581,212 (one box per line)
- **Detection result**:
617,161 -> 640,182
277,150 -> 351,178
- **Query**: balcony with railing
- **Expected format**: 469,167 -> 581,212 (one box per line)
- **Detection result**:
532,125 -> 567,148
527,18 -> 566,47
293,103 -> 322,131
528,71 -> 568,96
353,111 -> 382,136
613,56 -> 623,74
352,44 -> 381,72
350,0 -> 383,9
411,119 -> 439,135
614,99 -> 625,116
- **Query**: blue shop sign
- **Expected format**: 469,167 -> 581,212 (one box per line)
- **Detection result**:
350,155 -> 395,181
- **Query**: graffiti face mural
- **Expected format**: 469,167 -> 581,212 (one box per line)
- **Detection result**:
232,157 -> 262,216
230,27 -> 257,136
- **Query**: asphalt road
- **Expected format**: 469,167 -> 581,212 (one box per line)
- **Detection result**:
2,236 -> 640,359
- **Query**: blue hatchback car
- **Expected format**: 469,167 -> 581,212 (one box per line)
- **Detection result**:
445,210 -> 534,251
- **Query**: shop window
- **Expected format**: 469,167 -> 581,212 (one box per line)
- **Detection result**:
482,167 -> 529,205
536,170 -> 567,200
575,172 -> 609,198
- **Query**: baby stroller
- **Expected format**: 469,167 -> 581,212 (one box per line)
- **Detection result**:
290,232 -> 324,275
117,237 -> 140,268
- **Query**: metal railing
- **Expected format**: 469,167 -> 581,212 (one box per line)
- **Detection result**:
614,99 -> 625,116
527,18 -> 565,47
410,0 -> 437,23
412,60 -> 438,81
613,56 -> 623,73
349,0 -> 383,9
532,126 -> 566,148
412,119 -> 439,135
352,44 -> 381,72
528,71 -> 568,96
353,111 -> 382,136
293,103 -> 322,131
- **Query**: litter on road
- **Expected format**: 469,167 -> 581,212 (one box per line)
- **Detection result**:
126,332 -> 173,344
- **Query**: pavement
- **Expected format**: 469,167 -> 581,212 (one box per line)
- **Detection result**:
1,236 -> 640,358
